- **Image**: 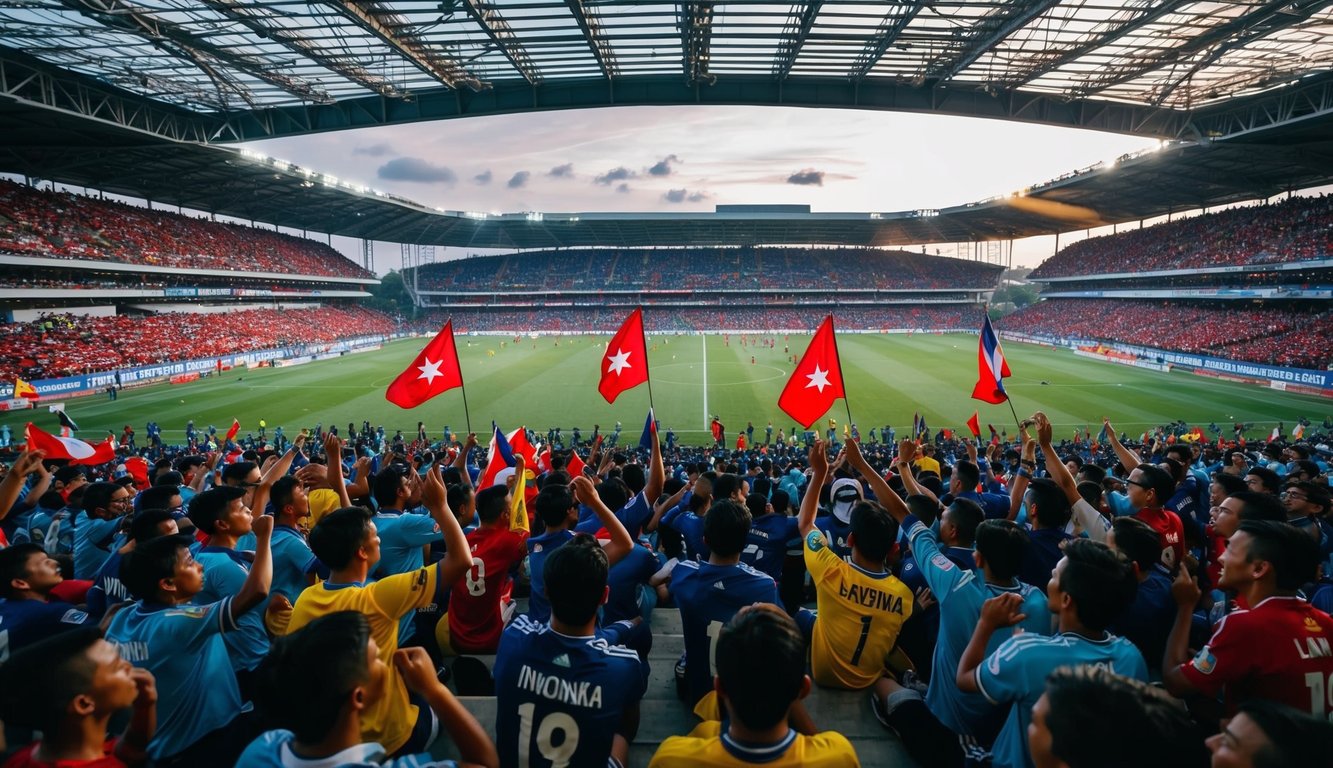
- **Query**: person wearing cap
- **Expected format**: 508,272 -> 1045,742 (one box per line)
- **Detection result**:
815,477 -> 862,560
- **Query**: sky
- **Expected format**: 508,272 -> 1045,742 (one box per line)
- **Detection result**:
242,104 -> 1169,274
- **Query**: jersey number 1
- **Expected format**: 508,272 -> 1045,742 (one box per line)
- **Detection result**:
851,615 -> 873,666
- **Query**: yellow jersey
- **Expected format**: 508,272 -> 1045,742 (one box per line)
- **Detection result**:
649,721 -> 859,767
286,565 -> 439,754
803,529 -> 913,689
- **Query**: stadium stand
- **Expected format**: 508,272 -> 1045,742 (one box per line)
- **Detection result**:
1030,194 -> 1333,279
419,305 -> 978,333
0,305 -> 395,380
0,180 -> 373,279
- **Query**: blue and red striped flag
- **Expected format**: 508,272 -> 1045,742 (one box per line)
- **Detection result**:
971,314 -> 1011,405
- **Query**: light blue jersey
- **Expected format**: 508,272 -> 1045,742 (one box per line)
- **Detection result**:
270,526 -> 319,604
907,521 -> 1051,742
73,512 -> 121,579
195,547 -> 269,672
106,598 -> 247,760
977,631 -> 1148,768
238,730 -> 458,767
372,511 -> 442,643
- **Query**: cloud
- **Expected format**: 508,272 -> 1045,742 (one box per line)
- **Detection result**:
647,154 -> 681,176
595,166 -> 636,185
473,169 -> 493,185
616,183 -> 631,194
507,170 -> 531,189
787,169 -> 826,186
664,188 -> 709,203
547,163 -> 574,178
352,143 -> 394,157
377,157 -> 457,184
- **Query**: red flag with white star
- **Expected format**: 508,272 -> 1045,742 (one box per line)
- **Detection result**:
778,316 -> 845,429
385,321 -> 464,409
598,308 -> 649,404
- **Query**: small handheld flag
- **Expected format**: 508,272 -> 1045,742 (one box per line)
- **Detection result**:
971,314 -> 1011,405
14,378 -> 37,400
386,321 -> 464,409
225,419 -> 240,443
966,411 -> 981,439
599,309 -> 649,404
638,408 -> 658,451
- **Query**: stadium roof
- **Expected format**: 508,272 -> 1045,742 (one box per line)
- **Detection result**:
2,1 -> 1332,142
3,1 -> 1333,249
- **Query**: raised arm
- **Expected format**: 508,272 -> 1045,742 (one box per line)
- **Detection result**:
253,433 -> 305,519
1103,417 -> 1142,477
1006,435 -> 1036,522
797,440 -> 830,537
644,429 -> 665,504
17,461 -> 53,512
395,647 -> 499,768
1034,413 -> 1079,505
231,514 -> 274,621
646,478 -> 690,534
572,475 -> 634,567
0,450 -> 45,523
322,433 -> 352,509
1161,565 -> 1204,697
894,440 -> 936,504
453,432 -> 477,490
845,438 -> 908,525
424,463 -> 473,587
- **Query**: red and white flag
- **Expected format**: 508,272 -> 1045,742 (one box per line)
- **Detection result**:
24,423 -> 116,466
598,309 -> 649,404
386,321 -> 464,409
778,316 -> 845,429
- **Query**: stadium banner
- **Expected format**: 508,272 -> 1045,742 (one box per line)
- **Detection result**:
0,398 -> 33,412
1073,349 -> 1170,372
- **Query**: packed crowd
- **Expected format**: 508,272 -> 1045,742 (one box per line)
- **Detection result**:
1031,194 -> 1333,279
1004,298 -> 1333,370
420,305 -> 980,334
1,409 -> 1331,768
0,181 -> 372,280
415,247 -> 1002,293
0,306 -> 395,380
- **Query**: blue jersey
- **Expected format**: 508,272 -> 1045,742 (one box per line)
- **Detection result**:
526,529 -> 575,623
0,597 -> 91,660
195,547 -> 269,672
576,492 -> 653,539
743,514 -> 799,581
270,526 -> 319,604
906,521 -> 1049,743
977,631 -> 1147,768
1109,564 -> 1176,674
669,560 -> 779,704
605,544 -> 660,624
106,599 -> 247,760
73,512 -> 121,579
954,489 -> 1011,520
494,615 -> 647,768
814,515 -> 853,560
1017,528 -> 1071,590
85,547 -> 130,620
661,499 -> 708,561
373,511 -> 442,579
238,730 -> 458,767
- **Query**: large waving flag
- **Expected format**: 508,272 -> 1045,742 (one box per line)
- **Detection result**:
479,423 -> 517,489
778,316 -> 845,429
385,321 -> 464,409
14,378 -> 37,400
599,308 -> 650,404
25,423 -> 116,465
971,314 -> 1012,404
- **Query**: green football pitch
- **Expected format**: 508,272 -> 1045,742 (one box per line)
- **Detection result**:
25,334 -> 1329,446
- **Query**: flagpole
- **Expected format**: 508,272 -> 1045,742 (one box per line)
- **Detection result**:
983,305 -> 1023,434
449,318 -> 472,435
825,314 -> 853,429
639,307 -> 655,413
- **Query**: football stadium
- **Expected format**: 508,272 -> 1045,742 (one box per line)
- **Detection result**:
1,2 -> 1333,767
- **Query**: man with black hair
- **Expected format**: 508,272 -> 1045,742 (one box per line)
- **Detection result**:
1244,466 -> 1281,496
741,490 -> 798,582
1105,419 -> 1187,569
669,496 -> 779,705
1206,698 -> 1333,767
798,440 -> 913,694
957,538 -> 1147,768
1281,479 -> 1333,577
0,543 -> 94,655
948,459 -> 1010,520
0,628 -> 157,768
495,533 -> 647,768
1107,516 -> 1177,674
240,611 -> 498,768
442,456 -> 530,655
525,476 -> 635,623
649,604 -> 859,767
574,435 -> 664,539
1016,478 -> 1073,590
73,481 -> 132,580
865,439 -> 1048,764
105,514 -> 274,766
1027,666 -> 1208,768
85,508 -> 181,620
288,465 -> 472,757
1164,520 -> 1333,717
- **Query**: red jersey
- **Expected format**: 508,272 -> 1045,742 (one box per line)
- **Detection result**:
1135,506 -> 1185,570
3,740 -> 125,768
1181,596 -> 1333,717
447,524 -> 528,652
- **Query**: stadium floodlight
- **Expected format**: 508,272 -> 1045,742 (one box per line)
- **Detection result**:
272,160 -> 290,172
323,174 -> 339,186
1103,157 -> 1118,169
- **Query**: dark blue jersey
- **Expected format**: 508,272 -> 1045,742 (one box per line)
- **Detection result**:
669,559 -> 779,704
742,514 -> 800,581
0,597 -> 91,659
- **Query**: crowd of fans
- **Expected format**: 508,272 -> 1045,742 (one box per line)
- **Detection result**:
0,180 -> 373,279
417,305 -> 980,333
1004,298 -> 1333,370
415,247 -> 1002,292
1,409 -> 1331,767
1031,193 -> 1333,279
0,305 -> 395,380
